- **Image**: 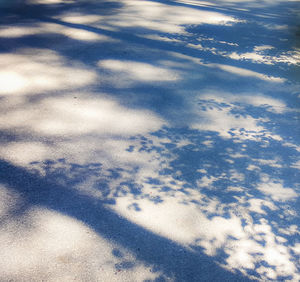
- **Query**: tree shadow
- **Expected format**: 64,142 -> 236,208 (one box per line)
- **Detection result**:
0,159 -> 254,281
0,0 -> 299,280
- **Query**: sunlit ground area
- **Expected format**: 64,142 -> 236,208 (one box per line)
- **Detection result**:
0,0 -> 299,281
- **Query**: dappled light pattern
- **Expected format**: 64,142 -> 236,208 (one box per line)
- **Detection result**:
0,49 -> 97,95
0,188 -> 160,281
26,121 -> 300,280
0,0 -> 299,280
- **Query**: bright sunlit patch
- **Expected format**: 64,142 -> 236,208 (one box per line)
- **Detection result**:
111,195 -> 244,255
0,49 -> 97,95
0,206 -> 160,281
228,49 -> 300,65
0,91 -> 166,167
257,182 -> 297,202
0,142 -> 50,165
0,22 -> 114,42
189,92 -> 286,140
0,26 -> 41,38
208,63 -> 285,82
54,13 -> 102,24
52,27 -> 106,41
189,39 -> 298,66
238,96 -> 286,113
254,45 -> 274,51
248,199 -> 277,214
291,243 -> 300,254
0,95 -> 165,136
197,175 -> 217,188
98,60 -> 180,82
0,71 -> 28,94
191,105 -> 264,139
42,23 -> 115,42
225,238 -> 263,270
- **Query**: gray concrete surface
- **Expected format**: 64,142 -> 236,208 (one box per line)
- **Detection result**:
0,0 -> 299,281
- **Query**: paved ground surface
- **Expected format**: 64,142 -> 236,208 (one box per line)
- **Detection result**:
0,0 -> 299,281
